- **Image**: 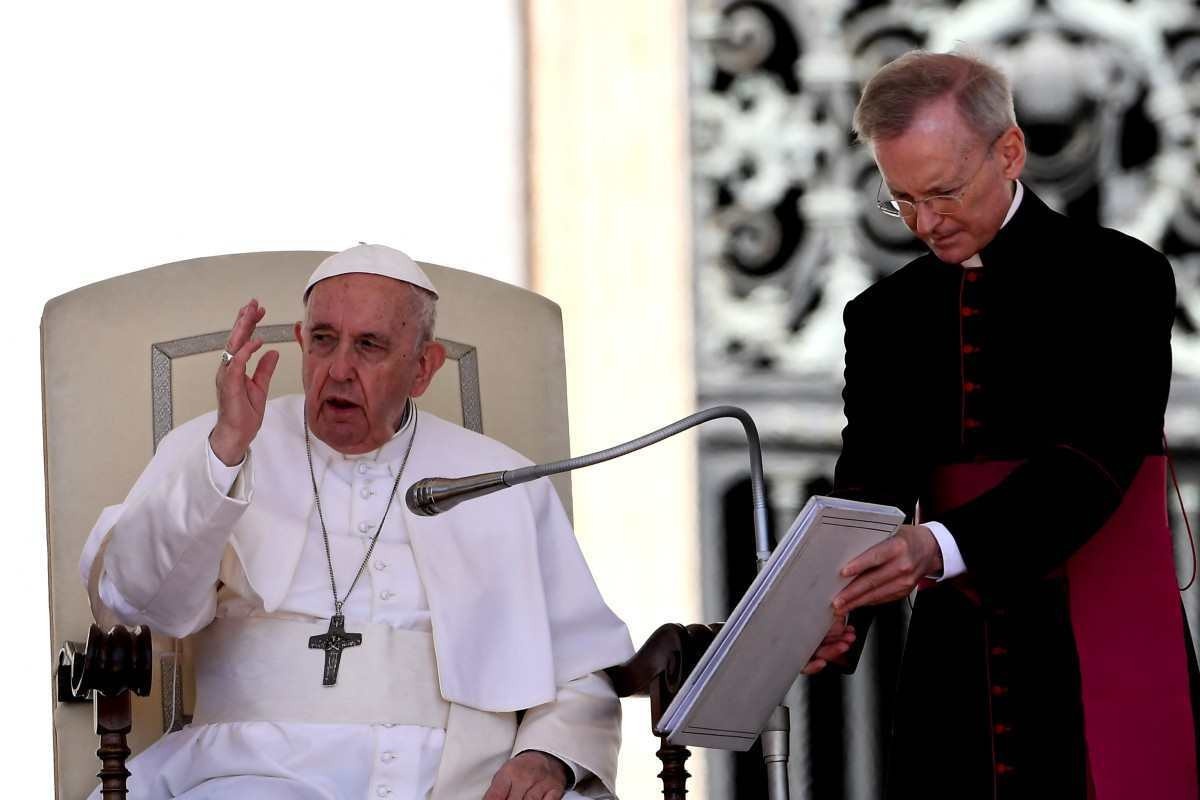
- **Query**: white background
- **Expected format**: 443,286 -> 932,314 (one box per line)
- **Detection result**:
4,2 -> 526,793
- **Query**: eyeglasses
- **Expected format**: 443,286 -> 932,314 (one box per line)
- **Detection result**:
875,145 -> 996,220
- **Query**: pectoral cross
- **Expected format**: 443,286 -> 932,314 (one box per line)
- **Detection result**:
308,614 -> 362,686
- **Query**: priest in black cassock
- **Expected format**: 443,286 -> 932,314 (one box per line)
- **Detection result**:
824,50 -> 1200,799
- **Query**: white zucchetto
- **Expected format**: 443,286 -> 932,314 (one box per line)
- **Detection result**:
304,243 -> 439,299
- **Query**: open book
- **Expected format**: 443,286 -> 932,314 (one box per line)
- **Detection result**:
658,495 -> 903,750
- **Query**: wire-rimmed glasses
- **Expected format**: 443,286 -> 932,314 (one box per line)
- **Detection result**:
876,183 -> 967,219
875,143 -> 997,221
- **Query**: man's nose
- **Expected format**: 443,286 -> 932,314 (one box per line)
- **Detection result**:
912,202 -> 941,238
328,345 -> 356,381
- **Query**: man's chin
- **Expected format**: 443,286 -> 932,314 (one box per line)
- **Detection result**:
928,237 -> 971,264
310,415 -> 370,454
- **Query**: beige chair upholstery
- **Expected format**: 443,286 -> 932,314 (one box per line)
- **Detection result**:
43,251 -> 574,799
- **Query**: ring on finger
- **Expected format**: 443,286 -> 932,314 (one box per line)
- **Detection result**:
219,349 -> 235,366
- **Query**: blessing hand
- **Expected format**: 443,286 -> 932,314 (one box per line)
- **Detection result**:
832,524 -> 943,614
208,299 -> 280,466
483,750 -> 571,800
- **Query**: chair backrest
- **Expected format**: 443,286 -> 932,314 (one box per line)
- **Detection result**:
43,251 -> 573,799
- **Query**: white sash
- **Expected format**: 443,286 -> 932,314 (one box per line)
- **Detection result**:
191,616 -> 450,727
188,616 -> 522,800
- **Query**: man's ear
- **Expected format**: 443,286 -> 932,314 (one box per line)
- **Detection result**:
998,125 -> 1026,180
409,340 -> 447,398
293,321 -> 304,348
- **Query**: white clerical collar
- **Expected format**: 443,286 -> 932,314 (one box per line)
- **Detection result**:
362,400 -> 417,464
961,181 -> 1024,269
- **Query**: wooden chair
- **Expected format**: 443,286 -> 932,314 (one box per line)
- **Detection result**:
44,252 -> 577,798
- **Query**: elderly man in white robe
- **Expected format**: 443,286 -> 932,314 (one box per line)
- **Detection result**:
79,244 -> 635,800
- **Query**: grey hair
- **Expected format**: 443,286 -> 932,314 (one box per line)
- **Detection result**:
852,50 -> 1016,146
406,286 -> 438,347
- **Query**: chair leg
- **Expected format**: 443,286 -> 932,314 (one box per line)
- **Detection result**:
95,693 -> 133,800
655,738 -> 691,799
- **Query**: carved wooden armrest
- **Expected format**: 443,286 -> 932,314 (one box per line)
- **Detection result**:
57,625 -> 153,800
604,622 -> 722,800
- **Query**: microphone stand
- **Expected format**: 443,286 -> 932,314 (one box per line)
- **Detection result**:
407,405 -> 790,800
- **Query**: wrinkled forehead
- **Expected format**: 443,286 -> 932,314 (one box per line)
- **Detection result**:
873,110 -> 985,192
883,108 -> 978,154
304,273 -> 421,331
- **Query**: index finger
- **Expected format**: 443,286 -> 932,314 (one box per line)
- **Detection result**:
226,299 -> 265,354
841,539 -> 893,577
834,573 -> 875,612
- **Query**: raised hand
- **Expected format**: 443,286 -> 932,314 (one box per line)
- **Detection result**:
208,299 -> 281,466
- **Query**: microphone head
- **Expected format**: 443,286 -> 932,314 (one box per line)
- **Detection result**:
405,479 -> 439,516
404,472 -> 510,517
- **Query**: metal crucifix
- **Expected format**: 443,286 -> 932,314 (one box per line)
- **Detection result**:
308,614 -> 362,686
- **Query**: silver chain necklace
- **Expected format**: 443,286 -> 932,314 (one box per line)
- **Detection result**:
303,401 -> 418,686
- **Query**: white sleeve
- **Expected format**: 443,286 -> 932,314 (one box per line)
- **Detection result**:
81,421 -> 254,638
206,439 -> 245,496
923,521 -> 966,580
512,671 -> 621,796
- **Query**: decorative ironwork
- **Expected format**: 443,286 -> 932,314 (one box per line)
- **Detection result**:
691,0 -> 1200,440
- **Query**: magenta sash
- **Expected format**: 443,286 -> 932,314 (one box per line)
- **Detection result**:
925,457 -> 1197,799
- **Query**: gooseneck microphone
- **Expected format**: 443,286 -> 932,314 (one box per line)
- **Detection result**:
405,405 -> 772,564
407,405 -> 789,799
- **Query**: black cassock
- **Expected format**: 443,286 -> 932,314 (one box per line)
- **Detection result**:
833,187 -> 1200,799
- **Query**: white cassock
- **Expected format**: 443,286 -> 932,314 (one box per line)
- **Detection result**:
80,394 -> 635,800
